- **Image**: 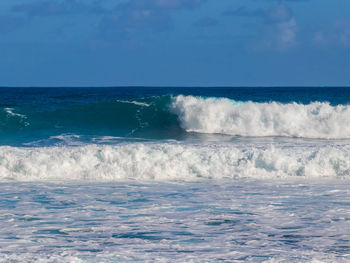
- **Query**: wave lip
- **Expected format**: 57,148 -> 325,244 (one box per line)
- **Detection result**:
1,142 -> 350,182
171,95 -> 350,139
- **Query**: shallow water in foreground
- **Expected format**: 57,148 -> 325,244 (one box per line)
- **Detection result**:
1,180 -> 350,262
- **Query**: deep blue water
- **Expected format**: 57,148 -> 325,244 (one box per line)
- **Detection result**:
3,86 -> 350,106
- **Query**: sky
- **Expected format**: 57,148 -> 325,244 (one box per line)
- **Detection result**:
0,0 -> 350,87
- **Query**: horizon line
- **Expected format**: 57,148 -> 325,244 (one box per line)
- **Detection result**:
1,85 -> 350,88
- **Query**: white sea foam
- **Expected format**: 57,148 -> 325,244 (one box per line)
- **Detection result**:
116,100 -> 151,107
171,95 -> 350,139
3,107 -> 30,126
4,108 -> 26,118
2,182 -> 349,262
1,142 -> 350,181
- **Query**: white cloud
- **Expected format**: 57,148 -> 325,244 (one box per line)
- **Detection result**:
277,18 -> 298,47
259,4 -> 298,50
264,3 -> 293,23
313,20 -> 350,48
98,0 -> 206,40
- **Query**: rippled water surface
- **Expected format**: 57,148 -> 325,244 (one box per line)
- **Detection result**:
1,180 -> 350,262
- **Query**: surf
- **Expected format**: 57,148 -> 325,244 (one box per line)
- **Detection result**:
1,142 -> 350,181
171,95 -> 350,139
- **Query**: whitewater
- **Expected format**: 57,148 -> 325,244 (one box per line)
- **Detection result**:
172,95 -> 350,139
1,87 -> 350,262
2,141 -> 350,181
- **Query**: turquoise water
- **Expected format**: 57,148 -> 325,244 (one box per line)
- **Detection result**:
1,87 -> 350,262
2,86 -> 350,145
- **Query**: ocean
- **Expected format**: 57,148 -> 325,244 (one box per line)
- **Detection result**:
1,87 -> 350,262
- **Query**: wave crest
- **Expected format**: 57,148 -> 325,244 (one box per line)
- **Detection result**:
171,95 -> 350,139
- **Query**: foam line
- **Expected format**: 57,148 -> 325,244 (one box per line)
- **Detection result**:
1,143 -> 350,181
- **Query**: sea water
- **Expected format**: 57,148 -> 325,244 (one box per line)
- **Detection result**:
0,87 -> 350,262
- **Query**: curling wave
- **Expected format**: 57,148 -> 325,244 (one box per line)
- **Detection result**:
172,95 -> 350,139
1,142 -> 350,181
0,96 -> 182,145
3,95 -> 350,145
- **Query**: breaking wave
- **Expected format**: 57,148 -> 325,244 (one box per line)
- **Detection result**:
171,95 -> 350,139
1,142 -> 350,182
2,94 -> 350,144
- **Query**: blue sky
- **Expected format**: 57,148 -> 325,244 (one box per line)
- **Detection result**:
0,0 -> 350,86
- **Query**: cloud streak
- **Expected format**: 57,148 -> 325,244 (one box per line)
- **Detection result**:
193,17 -> 218,27
222,6 -> 263,17
313,20 -> 350,48
0,15 -> 29,34
11,0 -> 106,16
1,0 -> 207,39
98,0 -> 206,40
262,4 -> 298,49
223,3 -> 298,50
